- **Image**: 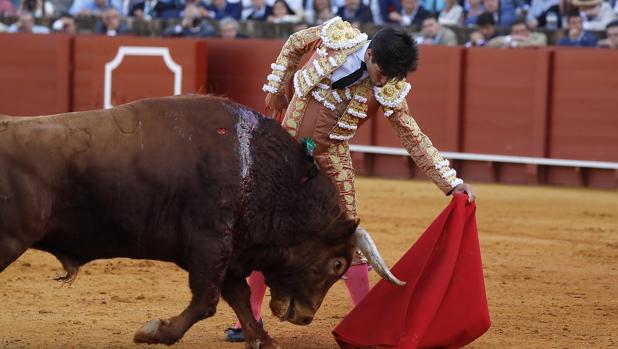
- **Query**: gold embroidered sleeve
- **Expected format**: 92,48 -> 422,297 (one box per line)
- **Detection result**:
262,25 -> 323,95
388,102 -> 463,194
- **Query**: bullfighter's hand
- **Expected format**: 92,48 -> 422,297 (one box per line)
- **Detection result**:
453,183 -> 476,203
265,93 -> 289,117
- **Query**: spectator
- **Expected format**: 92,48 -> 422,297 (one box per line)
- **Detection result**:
482,0 -> 516,26
304,0 -> 335,24
51,15 -> 76,33
50,0 -> 74,16
70,0 -> 120,16
0,0 -> 16,16
163,3 -> 216,36
463,0 -> 484,26
336,0 -> 373,25
558,9 -> 599,46
242,0 -> 273,20
438,0 -> 464,26
96,7 -> 130,35
206,0 -> 241,19
526,0 -> 561,29
219,16 -> 247,38
7,11 -> 50,33
416,15 -> 458,45
267,0 -> 300,22
388,0 -> 431,26
19,0 -> 54,17
466,11 -> 497,45
488,18 -> 547,46
377,0 -> 401,24
572,0 -> 617,32
598,19 -> 618,47
421,0 -> 445,14
0,22 -> 6,32
130,0 -> 182,19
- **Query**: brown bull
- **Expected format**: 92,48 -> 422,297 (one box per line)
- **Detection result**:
0,95 -> 401,348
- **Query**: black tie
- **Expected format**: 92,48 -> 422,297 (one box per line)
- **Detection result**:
332,61 -> 367,90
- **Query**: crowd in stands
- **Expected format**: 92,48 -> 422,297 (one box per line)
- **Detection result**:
0,0 -> 617,48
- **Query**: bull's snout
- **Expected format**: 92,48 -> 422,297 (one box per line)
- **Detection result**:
287,312 -> 314,326
270,296 -> 316,325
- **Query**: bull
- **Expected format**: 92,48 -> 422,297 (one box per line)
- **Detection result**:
0,95 -> 402,348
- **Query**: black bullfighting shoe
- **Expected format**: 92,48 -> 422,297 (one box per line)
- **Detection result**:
224,319 -> 263,342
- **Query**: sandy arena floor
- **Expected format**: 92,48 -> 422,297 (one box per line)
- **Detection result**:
1,178 -> 617,349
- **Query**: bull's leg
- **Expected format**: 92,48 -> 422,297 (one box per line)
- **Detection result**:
0,235 -> 30,273
134,237 -> 231,345
222,275 -> 281,349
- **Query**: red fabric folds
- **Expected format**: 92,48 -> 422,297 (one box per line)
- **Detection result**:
333,194 -> 490,349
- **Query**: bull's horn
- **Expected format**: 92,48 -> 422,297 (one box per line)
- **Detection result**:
352,227 -> 406,286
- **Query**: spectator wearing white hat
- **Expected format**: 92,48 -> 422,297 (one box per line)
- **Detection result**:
572,0 -> 617,32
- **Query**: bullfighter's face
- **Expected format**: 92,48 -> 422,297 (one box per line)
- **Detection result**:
365,48 -> 390,87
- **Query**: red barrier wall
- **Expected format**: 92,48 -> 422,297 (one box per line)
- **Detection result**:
72,36 -> 207,111
1,35 -> 616,188
0,33 -> 71,116
547,48 -> 618,187
460,48 -> 551,184
205,38 -> 284,111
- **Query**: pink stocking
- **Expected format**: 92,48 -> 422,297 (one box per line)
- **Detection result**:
344,264 -> 370,306
235,271 -> 267,329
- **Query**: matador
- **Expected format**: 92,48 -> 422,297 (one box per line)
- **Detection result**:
224,17 -> 476,342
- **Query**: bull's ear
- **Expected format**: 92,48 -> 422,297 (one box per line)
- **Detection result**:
299,137 -> 320,184
345,217 -> 360,236
299,155 -> 320,184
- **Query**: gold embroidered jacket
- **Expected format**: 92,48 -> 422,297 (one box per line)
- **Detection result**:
262,17 -> 463,194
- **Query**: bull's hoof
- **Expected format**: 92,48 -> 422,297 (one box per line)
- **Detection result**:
246,337 -> 282,349
133,319 -> 171,344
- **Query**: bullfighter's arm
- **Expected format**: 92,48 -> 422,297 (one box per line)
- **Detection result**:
375,81 -> 463,195
262,25 -> 324,97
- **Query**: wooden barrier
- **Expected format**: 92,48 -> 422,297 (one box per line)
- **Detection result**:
72,36 -> 207,111
205,38 -> 283,111
0,33 -> 72,116
460,48 -> 552,184
1,34 -> 616,188
547,48 -> 618,188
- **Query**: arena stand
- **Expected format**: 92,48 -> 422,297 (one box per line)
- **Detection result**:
0,26 -> 616,189
0,15 -> 610,43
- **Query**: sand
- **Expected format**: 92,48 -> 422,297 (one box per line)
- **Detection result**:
1,178 -> 617,349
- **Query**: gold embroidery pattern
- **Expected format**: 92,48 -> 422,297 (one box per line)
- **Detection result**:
315,142 -> 357,219
263,25 -> 323,95
374,79 -> 412,117
293,48 -> 362,98
320,17 -> 368,50
281,95 -> 308,139
263,18 -> 368,98
328,81 -> 371,141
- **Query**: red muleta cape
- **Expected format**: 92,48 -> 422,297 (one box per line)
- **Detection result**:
333,194 -> 491,349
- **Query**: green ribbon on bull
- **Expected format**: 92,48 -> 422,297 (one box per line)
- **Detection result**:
301,137 -> 316,156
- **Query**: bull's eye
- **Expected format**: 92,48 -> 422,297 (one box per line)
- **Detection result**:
332,259 -> 345,274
